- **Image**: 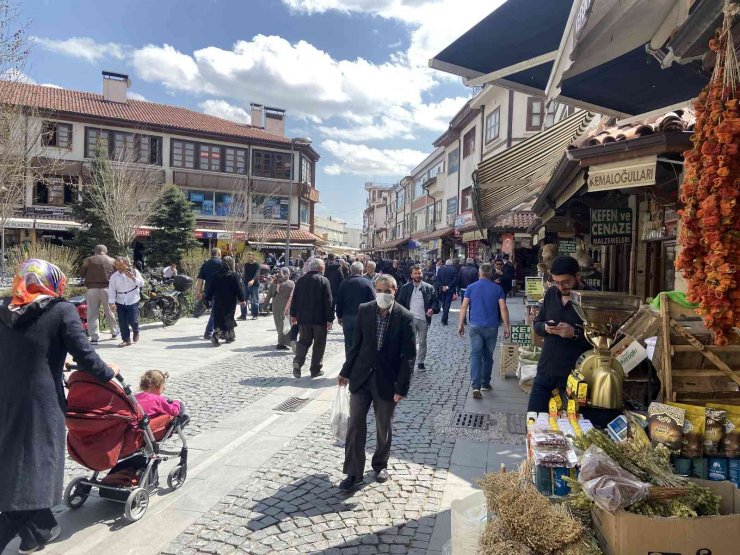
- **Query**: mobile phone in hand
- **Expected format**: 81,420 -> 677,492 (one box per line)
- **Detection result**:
546,320 -> 559,326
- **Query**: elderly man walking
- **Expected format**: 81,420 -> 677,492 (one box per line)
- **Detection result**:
338,275 -> 416,491
363,260 -> 378,283
397,264 -> 437,370
290,258 -> 334,378
336,261 -> 376,355
458,263 -> 510,399
79,244 -> 119,345
435,259 -> 458,325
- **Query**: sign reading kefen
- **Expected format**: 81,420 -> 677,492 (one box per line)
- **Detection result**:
587,155 -> 656,192
591,208 -> 632,245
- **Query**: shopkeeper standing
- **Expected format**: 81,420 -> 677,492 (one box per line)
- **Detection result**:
527,256 -> 592,413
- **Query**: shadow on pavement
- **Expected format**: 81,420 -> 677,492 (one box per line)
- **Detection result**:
152,335 -> 204,343
165,342 -> 214,350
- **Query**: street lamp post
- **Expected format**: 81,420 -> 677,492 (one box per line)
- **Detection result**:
286,137 -> 311,266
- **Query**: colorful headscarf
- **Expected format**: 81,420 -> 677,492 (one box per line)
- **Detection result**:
9,258 -> 67,312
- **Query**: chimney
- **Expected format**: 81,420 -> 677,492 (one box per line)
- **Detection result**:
250,103 -> 264,128
102,71 -> 130,104
263,106 -> 286,136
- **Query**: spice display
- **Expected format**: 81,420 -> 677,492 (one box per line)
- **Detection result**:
647,402 -> 685,455
707,402 -> 740,457
668,402 -> 706,458
704,407 -> 727,456
676,7 -> 740,346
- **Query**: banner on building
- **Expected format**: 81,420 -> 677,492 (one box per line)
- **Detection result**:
590,208 -> 632,245
587,155 -> 656,192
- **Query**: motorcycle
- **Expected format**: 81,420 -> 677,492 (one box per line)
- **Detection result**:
69,295 -> 89,335
139,275 -> 192,327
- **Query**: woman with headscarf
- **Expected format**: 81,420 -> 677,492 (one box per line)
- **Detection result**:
205,256 -> 246,346
265,267 -> 295,350
0,259 -> 117,553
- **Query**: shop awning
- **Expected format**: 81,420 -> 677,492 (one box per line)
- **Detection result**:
430,0 -> 714,117
473,109 -> 596,228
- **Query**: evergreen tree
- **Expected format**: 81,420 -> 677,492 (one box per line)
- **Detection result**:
72,146 -> 116,256
147,184 -> 198,267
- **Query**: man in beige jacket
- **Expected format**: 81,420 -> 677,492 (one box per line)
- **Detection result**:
79,244 -> 119,345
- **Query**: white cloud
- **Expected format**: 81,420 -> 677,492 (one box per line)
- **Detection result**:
321,139 -> 426,176
199,99 -> 251,124
33,36 -> 127,63
127,91 -> 147,101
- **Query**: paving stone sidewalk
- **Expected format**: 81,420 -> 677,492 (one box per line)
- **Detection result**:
163,315 -> 499,555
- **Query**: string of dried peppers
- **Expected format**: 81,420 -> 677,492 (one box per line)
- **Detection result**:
677,3 -> 740,346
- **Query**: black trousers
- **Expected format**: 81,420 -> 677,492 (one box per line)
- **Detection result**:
343,375 -> 397,479
527,373 -> 567,413
0,508 -> 57,552
342,314 -> 357,357
293,324 -> 328,373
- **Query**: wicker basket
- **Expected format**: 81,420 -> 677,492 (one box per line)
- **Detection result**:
499,344 -> 519,379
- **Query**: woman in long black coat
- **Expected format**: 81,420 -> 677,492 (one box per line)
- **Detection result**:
0,259 -> 116,553
205,256 -> 246,346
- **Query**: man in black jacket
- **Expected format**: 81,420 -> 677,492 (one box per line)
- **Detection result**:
397,264 -> 437,370
338,274 -> 415,491
336,261 -> 376,355
435,259 -> 458,325
290,258 -> 334,378
324,253 -> 345,310
458,258 -> 479,295
239,251 -> 261,320
528,256 -> 592,413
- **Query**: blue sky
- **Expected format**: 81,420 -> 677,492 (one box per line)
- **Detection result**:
21,0 -> 502,227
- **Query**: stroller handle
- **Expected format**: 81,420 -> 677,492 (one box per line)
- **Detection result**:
66,363 -> 129,389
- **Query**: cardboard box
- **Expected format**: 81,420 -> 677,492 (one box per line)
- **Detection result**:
592,479 -> 739,555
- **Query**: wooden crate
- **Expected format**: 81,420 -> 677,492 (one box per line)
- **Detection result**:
653,293 -> 740,405
499,344 -> 519,379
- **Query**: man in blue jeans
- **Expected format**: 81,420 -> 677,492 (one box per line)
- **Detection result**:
457,263 -> 510,399
239,251 -> 261,320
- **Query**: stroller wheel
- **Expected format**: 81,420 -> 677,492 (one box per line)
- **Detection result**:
124,487 -> 149,522
64,476 -> 91,509
167,464 -> 187,490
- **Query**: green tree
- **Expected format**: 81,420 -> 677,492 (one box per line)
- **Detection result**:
147,184 -> 198,267
72,146 -> 116,256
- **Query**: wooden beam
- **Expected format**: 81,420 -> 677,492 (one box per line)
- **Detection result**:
660,293 -> 672,401
669,319 -> 740,389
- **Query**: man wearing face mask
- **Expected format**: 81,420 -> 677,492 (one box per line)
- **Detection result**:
397,264 -> 437,370
337,275 -> 416,491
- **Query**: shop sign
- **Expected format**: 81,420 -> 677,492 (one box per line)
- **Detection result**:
467,240 -> 479,260
525,276 -> 544,301
510,323 -> 532,346
428,239 -> 440,250
581,268 -> 602,290
558,238 -> 577,254
590,208 -> 632,245
501,233 -> 514,255
3,219 -> 33,229
587,155 -> 656,192
25,206 -> 72,216
35,221 -> 75,231
135,228 -> 151,237
454,212 -> 473,229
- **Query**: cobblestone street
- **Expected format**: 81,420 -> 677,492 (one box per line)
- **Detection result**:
5,299 -> 527,555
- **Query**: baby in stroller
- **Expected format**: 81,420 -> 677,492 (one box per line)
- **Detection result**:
64,368 -> 189,522
135,370 -> 190,428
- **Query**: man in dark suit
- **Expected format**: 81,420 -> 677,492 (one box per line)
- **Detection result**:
337,275 -> 416,491
435,259 -> 458,325
336,261 -> 376,355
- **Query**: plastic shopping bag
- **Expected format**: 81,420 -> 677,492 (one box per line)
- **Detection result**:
282,316 -> 292,337
331,386 -> 351,442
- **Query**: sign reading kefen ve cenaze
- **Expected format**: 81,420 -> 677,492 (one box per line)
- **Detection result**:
590,208 -> 632,245
510,323 -> 532,346
587,155 -> 656,192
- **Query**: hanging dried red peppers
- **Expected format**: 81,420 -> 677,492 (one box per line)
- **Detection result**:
677,3 -> 740,346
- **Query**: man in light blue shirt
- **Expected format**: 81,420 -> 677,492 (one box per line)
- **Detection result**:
457,263 -> 510,399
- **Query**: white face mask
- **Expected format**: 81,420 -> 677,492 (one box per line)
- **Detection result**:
376,293 -> 394,309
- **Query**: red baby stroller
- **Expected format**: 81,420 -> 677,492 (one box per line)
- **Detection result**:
63,369 -> 188,522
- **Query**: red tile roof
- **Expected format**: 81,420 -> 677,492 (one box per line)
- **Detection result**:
582,109 -> 694,147
490,211 -> 538,231
0,80 -> 291,145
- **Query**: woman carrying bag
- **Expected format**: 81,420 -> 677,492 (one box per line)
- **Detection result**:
205,256 -> 246,346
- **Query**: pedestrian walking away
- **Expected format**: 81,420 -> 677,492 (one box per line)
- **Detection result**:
290,258 -> 334,378
324,253 -> 345,311
396,264 -> 437,370
240,251 -> 261,320
79,244 -> 119,344
108,257 -> 145,348
337,275 -> 416,491
458,263 -> 510,399
527,255 -> 593,413
265,267 -> 295,350
336,261 -> 376,356
205,256 -> 246,346
0,258 -> 118,554
458,257 -> 479,325
436,259 -> 458,325
195,248 -> 223,339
